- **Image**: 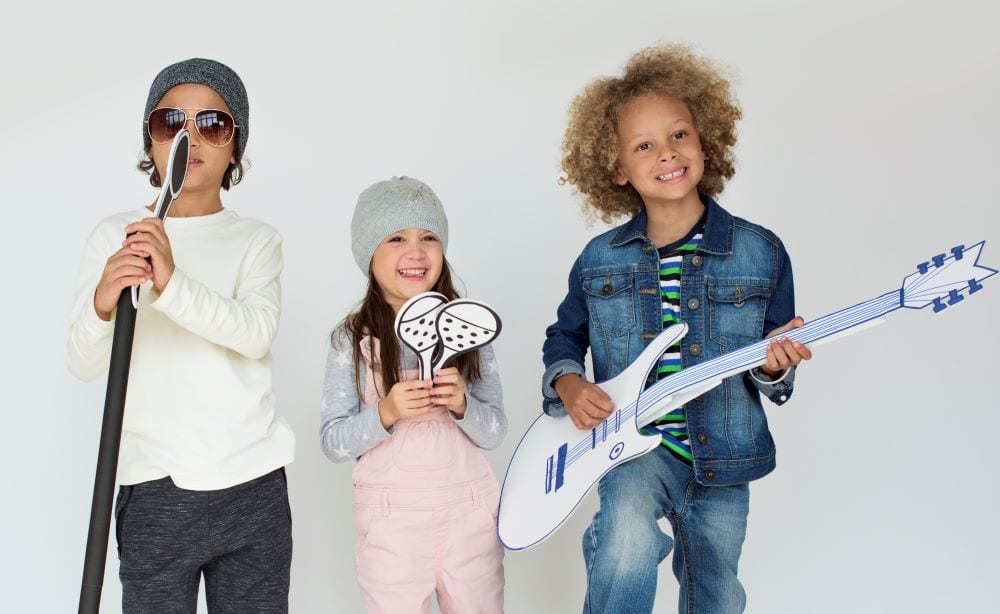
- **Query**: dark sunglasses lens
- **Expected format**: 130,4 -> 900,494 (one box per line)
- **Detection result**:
148,108 -> 186,143
194,110 -> 235,146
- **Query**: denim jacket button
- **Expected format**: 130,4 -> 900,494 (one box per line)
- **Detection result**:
687,298 -> 700,310
696,432 -> 708,444
704,469 -> 716,480
691,255 -> 703,266
689,343 -> 702,356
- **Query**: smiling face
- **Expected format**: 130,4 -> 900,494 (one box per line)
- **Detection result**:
370,228 -> 444,312
150,83 -> 236,197
614,93 -> 705,211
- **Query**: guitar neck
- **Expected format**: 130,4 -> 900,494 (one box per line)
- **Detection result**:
634,290 -> 902,422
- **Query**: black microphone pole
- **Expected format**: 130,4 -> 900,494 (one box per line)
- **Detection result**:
79,130 -> 190,613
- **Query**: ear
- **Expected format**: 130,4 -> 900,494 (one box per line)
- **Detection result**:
613,166 -> 629,187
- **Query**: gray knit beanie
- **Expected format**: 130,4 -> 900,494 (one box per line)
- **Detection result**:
142,58 -> 249,156
351,177 -> 450,273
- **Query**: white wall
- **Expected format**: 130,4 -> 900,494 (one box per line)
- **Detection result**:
2,1 -> 998,612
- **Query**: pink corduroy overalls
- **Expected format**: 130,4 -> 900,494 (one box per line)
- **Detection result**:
352,336 -> 504,614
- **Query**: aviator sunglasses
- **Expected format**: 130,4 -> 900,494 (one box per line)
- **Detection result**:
145,107 -> 238,147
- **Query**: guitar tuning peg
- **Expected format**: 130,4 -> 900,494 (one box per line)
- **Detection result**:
917,261 -> 930,274
951,245 -> 965,261
968,278 -> 984,294
931,253 -> 946,268
947,289 -> 964,305
932,298 -> 947,313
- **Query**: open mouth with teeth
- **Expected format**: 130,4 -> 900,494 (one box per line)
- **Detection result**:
656,168 -> 687,182
398,268 -> 428,279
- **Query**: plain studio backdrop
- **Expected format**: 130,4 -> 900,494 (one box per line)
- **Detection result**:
2,1 -> 997,612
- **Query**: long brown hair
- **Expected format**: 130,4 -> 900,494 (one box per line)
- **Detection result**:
334,256 -> 482,400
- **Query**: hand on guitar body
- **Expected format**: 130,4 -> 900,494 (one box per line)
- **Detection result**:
760,316 -> 814,378
554,374 -> 615,430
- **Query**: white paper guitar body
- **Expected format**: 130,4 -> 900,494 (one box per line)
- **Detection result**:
499,241 -> 997,551
394,291 -> 502,379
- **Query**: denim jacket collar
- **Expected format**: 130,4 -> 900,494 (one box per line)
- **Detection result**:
609,196 -> 734,255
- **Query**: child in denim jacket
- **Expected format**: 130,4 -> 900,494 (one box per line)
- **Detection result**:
542,44 -> 813,613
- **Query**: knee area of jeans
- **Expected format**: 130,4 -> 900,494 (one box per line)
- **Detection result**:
586,516 -> 672,567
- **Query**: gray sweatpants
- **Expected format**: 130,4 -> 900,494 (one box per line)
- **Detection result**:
114,468 -> 292,614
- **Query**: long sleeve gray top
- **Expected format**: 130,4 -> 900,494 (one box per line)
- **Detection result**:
320,327 -> 507,463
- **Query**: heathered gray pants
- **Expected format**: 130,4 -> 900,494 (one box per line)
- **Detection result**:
114,468 -> 292,613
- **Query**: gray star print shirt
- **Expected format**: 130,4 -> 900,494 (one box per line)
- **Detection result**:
320,327 -> 507,462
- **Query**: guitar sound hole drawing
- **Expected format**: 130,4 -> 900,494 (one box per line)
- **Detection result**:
498,241 -> 997,551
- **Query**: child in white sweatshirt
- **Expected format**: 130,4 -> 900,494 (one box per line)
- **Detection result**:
66,58 -> 294,613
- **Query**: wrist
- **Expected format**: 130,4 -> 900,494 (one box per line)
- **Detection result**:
451,394 -> 468,418
554,373 -> 581,397
377,400 -> 396,429
93,293 -> 113,322
750,366 -> 790,385
154,265 -> 175,294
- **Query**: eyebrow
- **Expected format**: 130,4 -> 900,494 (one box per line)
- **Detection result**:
623,120 -> 693,142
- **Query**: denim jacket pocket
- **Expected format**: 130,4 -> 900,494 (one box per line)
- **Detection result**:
707,281 -> 770,348
582,270 -> 636,335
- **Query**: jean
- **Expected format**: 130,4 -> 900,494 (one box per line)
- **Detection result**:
583,446 -> 749,614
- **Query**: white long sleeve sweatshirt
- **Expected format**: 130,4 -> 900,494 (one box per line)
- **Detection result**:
66,208 -> 295,490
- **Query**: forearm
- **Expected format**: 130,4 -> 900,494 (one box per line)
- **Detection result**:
65,298 -> 114,381
452,347 -> 507,449
66,231 -> 116,381
151,267 -> 279,358
320,401 -> 391,462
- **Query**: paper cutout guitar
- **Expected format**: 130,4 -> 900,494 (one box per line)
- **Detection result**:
394,291 -> 502,379
498,241 -> 997,551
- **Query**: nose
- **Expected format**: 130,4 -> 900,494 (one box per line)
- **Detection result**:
404,241 -> 426,259
658,143 -> 677,162
182,116 -> 201,147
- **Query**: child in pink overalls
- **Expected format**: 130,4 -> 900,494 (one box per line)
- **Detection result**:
321,176 -> 507,613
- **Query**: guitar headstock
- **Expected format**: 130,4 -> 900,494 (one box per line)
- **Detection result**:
901,241 -> 997,312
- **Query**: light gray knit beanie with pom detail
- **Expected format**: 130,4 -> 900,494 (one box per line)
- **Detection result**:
350,176 -> 450,273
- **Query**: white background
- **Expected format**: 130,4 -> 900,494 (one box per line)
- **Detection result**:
2,1 -> 998,612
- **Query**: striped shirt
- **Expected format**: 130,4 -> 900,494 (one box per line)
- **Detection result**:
642,222 -> 704,465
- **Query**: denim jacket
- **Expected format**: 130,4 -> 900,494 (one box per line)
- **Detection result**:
542,197 -> 796,485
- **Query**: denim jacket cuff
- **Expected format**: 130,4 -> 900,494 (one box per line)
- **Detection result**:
541,359 -> 585,416
749,365 -> 791,386
747,365 -> 796,405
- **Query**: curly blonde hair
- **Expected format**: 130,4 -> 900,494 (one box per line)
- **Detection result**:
561,43 -> 741,223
